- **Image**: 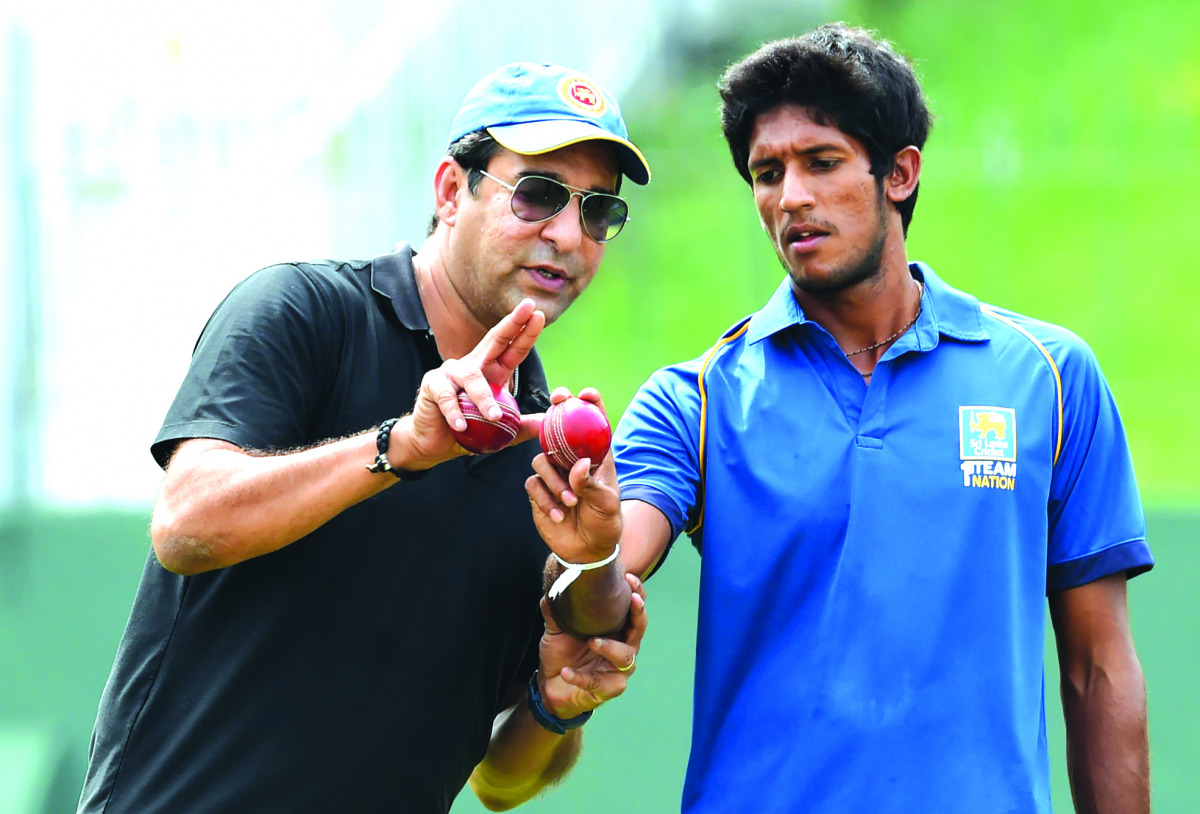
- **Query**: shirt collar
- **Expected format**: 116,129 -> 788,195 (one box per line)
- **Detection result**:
368,242 -> 551,410
745,261 -> 990,347
910,261 -> 989,346
370,243 -> 429,332
745,277 -> 808,344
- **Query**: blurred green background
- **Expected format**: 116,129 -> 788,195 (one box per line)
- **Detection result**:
2,0 -> 1197,811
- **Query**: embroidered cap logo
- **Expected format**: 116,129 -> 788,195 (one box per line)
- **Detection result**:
558,77 -> 607,117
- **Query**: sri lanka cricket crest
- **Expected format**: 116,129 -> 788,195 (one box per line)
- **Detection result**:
959,406 -> 1017,490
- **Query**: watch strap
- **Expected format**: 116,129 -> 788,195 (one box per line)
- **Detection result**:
527,669 -> 592,734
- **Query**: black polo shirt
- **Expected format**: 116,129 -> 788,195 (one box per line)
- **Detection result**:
79,246 -> 552,814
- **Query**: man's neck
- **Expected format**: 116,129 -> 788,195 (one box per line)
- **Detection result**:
795,234 -> 920,363
411,235 -> 488,362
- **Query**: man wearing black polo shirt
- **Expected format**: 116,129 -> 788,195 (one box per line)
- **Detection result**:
78,62 -> 651,814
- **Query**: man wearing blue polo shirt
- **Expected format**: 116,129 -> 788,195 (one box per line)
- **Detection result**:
527,23 -> 1152,814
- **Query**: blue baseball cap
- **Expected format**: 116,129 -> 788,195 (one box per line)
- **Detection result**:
447,62 -> 651,185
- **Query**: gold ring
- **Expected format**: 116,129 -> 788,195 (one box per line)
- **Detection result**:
616,654 -> 636,673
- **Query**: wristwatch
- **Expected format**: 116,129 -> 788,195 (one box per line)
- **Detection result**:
526,669 -> 592,734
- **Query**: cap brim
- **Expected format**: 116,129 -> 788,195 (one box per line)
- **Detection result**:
487,120 -> 651,185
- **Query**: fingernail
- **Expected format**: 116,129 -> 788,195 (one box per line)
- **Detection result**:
550,508 -> 564,523
590,638 -> 605,649
488,405 -> 501,420
454,418 -> 467,431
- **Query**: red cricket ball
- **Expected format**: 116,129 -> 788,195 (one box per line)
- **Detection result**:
539,397 -> 612,472
450,383 -> 521,454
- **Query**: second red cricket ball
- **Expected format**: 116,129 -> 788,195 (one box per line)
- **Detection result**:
539,397 -> 612,472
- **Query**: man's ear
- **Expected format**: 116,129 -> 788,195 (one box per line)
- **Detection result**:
885,146 -> 921,204
433,158 -> 467,227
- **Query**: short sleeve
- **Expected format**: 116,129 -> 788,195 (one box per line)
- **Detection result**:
1046,334 -> 1152,590
151,264 -> 340,468
614,361 -> 704,549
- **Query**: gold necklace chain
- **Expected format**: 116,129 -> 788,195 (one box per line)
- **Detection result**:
843,281 -> 924,357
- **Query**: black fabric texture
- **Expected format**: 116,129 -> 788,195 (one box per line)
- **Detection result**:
78,246 -> 552,814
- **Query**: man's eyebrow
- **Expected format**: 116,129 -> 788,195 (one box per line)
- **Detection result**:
798,143 -> 845,156
748,143 -> 848,169
514,168 -> 617,195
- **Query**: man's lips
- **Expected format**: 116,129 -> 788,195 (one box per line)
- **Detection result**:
523,264 -> 569,290
784,224 -> 830,252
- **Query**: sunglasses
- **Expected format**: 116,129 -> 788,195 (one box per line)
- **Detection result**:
477,170 -> 630,243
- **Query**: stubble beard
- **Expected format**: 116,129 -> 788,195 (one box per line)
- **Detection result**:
482,273 -> 576,329
782,188 -> 890,297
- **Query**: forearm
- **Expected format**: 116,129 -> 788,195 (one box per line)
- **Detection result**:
545,555 -> 632,637
1050,574 -> 1150,814
1061,657 -> 1149,814
469,703 -> 582,811
542,500 -> 670,637
152,421 -> 427,573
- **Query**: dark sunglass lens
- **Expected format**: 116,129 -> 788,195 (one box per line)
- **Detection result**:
581,195 -> 629,242
511,177 -> 570,222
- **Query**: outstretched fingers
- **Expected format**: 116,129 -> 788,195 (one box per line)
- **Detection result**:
469,298 -> 545,374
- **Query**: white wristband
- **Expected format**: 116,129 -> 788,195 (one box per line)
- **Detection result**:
548,545 -> 621,601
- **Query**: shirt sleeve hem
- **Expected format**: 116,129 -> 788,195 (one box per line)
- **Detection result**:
1047,538 -> 1155,592
151,421 -> 268,469
620,484 -> 684,539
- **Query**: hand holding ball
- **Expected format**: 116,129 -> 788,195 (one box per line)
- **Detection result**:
450,383 -> 521,454
539,397 -> 612,472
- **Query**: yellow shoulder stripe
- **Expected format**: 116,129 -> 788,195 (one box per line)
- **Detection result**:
980,306 -> 1064,466
684,321 -> 751,536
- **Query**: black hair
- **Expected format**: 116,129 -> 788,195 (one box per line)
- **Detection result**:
718,23 -> 932,234
427,130 -> 503,236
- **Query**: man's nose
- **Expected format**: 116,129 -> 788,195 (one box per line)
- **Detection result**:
540,194 -> 586,252
779,169 -> 816,211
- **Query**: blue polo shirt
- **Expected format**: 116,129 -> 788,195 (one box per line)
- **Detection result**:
615,263 -> 1152,814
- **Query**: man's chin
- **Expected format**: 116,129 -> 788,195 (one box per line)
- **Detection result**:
790,273 -> 853,296
784,258 -> 880,296
517,290 -> 570,325
783,262 -> 844,295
